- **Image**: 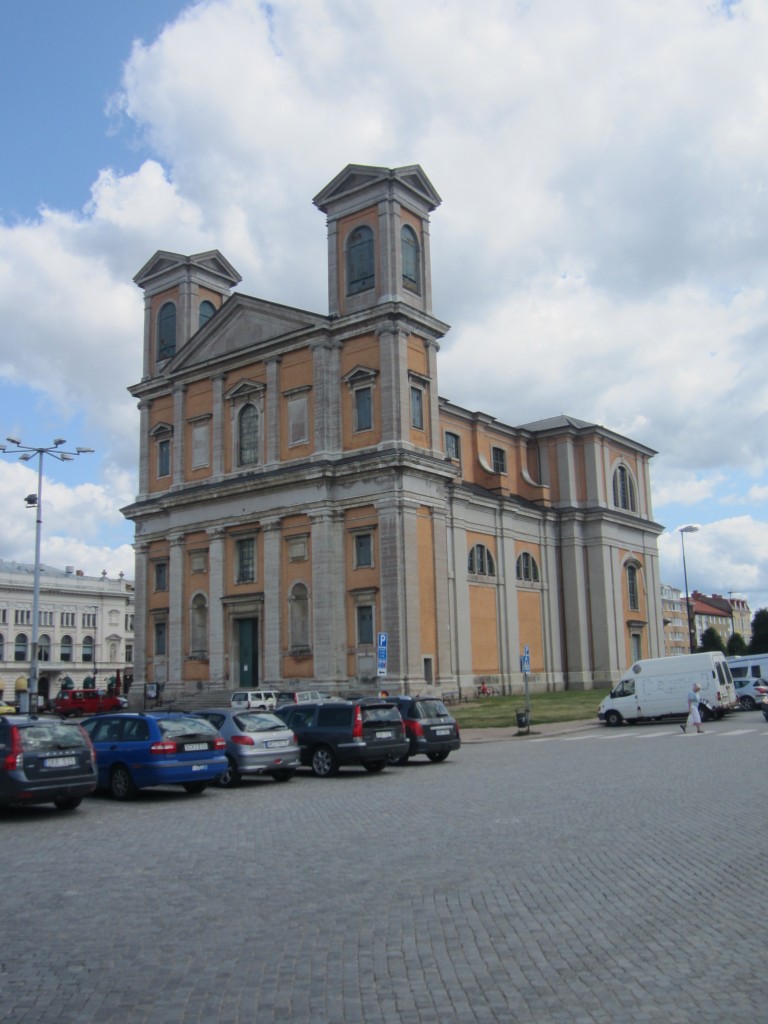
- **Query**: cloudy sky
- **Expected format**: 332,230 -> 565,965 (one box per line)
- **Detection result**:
1,0 -> 767,619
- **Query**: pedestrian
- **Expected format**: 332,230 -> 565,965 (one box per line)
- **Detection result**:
681,682 -> 704,734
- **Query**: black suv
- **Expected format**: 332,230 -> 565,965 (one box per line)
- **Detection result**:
0,714 -> 97,811
274,699 -> 408,776
384,696 -> 461,764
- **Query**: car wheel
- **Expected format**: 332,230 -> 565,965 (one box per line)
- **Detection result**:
740,696 -> 756,711
427,750 -> 450,763
110,764 -> 138,801
269,769 -> 296,782
311,746 -> 339,777
54,797 -> 82,811
363,761 -> 387,772
183,782 -> 207,794
217,757 -> 241,788
604,710 -> 622,727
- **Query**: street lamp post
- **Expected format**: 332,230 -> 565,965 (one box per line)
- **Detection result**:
0,438 -> 94,712
678,525 -> 699,655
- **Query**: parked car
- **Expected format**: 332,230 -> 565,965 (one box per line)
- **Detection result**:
274,699 -> 408,777
0,699 -> 17,715
382,696 -> 461,764
0,714 -> 97,811
275,689 -> 335,705
733,676 -> 768,711
192,708 -> 300,787
52,688 -> 124,717
230,690 -> 278,710
81,712 -> 227,800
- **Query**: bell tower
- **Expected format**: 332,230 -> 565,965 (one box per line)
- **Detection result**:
313,164 -> 441,319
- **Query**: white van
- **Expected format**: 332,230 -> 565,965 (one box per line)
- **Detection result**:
598,652 -> 737,726
230,690 -> 278,710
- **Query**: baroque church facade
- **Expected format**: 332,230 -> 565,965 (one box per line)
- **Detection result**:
122,164 -> 664,702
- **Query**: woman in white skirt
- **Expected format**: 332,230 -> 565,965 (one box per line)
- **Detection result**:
681,681 -> 704,734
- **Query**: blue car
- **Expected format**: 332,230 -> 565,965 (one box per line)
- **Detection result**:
81,712 -> 227,800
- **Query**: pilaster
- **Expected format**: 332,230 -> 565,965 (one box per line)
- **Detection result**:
168,532 -> 186,684
261,518 -> 282,681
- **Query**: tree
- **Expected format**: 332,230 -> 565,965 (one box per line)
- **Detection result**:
749,608 -> 768,654
726,632 -> 748,656
698,627 -> 725,653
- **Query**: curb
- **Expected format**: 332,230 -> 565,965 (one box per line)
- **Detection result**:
461,718 -> 600,743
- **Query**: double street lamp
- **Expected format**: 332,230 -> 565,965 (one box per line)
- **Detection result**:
0,438 -> 94,712
678,524 -> 699,655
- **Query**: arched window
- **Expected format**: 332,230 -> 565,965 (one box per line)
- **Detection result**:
238,403 -> 259,466
82,635 -> 94,663
289,583 -> 310,650
199,300 -> 216,327
190,594 -> 208,658
613,465 -> 637,512
468,543 -> 496,577
627,565 -> 639,611
14,633 -> 28,662
60,635 -> 73,662
347,226 -> 375,295
157,302 -> 177,360
401,225 -> 420,293
38,634 -> 51,662
516,552 -> 540,582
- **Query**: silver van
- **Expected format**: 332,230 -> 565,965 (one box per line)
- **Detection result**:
230,690 -> 278,710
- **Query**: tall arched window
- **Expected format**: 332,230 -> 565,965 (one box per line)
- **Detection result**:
14,633 -> 28,662
82,635 -> 94,663
613,465 -> 637,512
516,552 -> 540,582
60,635 -> 73,662
38,634 -> 51,662
627,565 -> 639,611
157,302 -> 177,360
190,594 -> 208,657
468,544 -> 496,577
289,583 -> 310,650
347,226 -> 375,295
401,225 -> 420,293
199,300 -> 216,327
238,403 -> 259,466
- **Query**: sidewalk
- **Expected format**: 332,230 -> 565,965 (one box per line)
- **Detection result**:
460,717 -> 600,743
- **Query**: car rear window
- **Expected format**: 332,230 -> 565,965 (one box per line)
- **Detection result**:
235,712 -> 288,733
17,720 -> 90,751
414,700 -> 450,720
360,705 -> 402,724
157,716 -> 220,739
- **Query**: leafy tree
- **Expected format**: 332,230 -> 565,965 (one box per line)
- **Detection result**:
749,608 -> 768,654
698,627 -> 725,653
726,632 -> 748,656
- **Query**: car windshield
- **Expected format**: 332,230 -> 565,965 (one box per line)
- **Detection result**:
157,716 -> 219,739
234,712 -> 286,732
19,721 -> 89,750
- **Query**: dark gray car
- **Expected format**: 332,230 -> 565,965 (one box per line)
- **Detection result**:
275,699 -> 408,777
0,714 -> 97,811
193,708 -> 301,787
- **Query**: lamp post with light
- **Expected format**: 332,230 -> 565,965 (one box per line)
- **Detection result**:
678,524 -> 699,655
0,438 -> 94,712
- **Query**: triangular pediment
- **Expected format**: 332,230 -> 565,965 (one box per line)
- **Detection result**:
149,421 -> 173,437
168,294 -> 327,371
313,164 -> 441,214
342,365 -> 379,386
224,378 -> 266,401
133,250 -> 242,292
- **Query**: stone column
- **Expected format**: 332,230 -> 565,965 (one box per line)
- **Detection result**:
377,320 -> 409,444
206,527 -> 226,686
266,357 -> 281,465
430,506 -> 455,688
172,384 -> 186,487
211,374 -> 225,478
168,532 -> 186,687
261,518 -> 282,682
138,399 -> 151,497
377,495 -> 422,689
425,337 -> 441,457
132,540 -> 149,690
311,336 -> 342,456
309,508 -> 347,686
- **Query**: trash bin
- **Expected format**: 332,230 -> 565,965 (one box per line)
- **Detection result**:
516,709 -> 529,729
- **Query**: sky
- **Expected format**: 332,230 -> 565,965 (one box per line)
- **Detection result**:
1,0 -> 767,620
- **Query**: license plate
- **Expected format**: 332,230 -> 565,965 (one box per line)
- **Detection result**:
45,756 -> 76,768
266,739 -> 290,748
376,730 -> 393,739
184,743 -> 208,751
434,728 -> 451,736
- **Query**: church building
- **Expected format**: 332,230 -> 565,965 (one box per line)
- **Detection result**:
122,164 -> 665,702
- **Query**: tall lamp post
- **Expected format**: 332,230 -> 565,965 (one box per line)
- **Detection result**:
678,524 -> 699,655
0,438 -> 94,712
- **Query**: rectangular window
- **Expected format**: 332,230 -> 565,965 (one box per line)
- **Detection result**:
630,632 -> 642,663
125,614 -> 134,631
154,621 -> 167,657
157,438 -> 171,478
39,610 -> 54,626
154,562 -> 168,592
410,386 -> 424,430
15,609 -> 31,626
288,393 -> 309,446
236,538 -> 256,584
356,604 -> 374,646
125,643 -> 133,663
82,613 -> 96,629
61,611 -> 75,628
354,387 -> 372,432
491,446 -> 507,474
445,432 -> 461,461
0,609 -> 6,625
191,421 -> 210,469
354,533 -> 373,568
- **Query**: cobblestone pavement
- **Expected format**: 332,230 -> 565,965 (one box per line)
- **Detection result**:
2,714 -> 766,1024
